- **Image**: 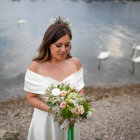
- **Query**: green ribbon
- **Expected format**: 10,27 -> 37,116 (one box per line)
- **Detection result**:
67,125 -> 74,140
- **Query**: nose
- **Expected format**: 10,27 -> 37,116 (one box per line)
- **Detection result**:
60,45 -> 66,52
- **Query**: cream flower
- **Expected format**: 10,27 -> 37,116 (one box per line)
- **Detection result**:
51,88 -> 60,96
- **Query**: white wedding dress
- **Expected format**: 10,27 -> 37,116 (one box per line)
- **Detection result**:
24,67 -> 84,140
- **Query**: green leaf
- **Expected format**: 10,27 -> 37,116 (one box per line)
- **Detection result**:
65,84 -> 70,90
57,84 -> 60,88
82,102 -> 90,112
60,87 -> 63,90
61,108 -> 72,119
81,112 -> 88,118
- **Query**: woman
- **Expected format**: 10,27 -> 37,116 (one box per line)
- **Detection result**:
24,19 -> 84,140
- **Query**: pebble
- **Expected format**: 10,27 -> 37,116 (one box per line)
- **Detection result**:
0,85 -> 140,140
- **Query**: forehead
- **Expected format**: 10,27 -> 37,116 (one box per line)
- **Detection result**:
56,34 -> 70,43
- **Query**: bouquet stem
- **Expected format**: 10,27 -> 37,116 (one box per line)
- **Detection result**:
68,125 -> 74,140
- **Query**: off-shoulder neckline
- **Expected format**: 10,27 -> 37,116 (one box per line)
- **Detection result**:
27,67 -> 83,83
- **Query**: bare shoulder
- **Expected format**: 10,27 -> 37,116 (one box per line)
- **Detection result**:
71,57 -> 82,70
28,61 -> 40,73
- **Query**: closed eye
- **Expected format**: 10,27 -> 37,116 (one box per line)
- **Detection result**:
65,43 -> 70,47
55,43 -> 71,48
56,44 -> 62,48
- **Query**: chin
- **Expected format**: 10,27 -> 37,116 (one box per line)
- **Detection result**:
58,55 -> 68,60
58,57 -> 66,60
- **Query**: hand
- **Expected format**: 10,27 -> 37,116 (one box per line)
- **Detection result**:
50,110 -> 55,114
47,109 -> 55,114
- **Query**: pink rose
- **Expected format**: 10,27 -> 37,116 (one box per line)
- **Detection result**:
60,101 -> 67,109
75,105 -> 84,115
60,90 -> 67,97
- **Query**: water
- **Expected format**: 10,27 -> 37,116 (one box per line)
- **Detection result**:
0,0 -> 140,100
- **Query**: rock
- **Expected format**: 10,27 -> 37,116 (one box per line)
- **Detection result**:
0,129 -> 19,140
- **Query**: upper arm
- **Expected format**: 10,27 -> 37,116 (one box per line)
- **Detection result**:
72,57 -> 82,71
26,61 -> 40,99
28,61 -> 40,73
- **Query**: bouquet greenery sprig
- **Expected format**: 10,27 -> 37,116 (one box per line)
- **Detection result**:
46,83 -> 95,127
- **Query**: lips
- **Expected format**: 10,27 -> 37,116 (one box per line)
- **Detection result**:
59,53 -> 66,56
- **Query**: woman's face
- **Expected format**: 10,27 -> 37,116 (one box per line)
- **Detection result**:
50,34 -> 71,61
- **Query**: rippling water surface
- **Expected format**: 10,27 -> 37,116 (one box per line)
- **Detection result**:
0,0 -> 140,100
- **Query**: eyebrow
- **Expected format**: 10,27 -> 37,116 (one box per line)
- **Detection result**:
55,42 -> 70,44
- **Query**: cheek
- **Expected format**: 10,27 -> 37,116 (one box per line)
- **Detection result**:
50,47 -> 58,54
66,46 -> 71,51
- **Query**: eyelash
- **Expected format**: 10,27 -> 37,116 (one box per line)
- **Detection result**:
56,44 -> 70,48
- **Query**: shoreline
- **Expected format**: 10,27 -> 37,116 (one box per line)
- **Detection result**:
0,84 -> 139,103
85,84 -> 140,100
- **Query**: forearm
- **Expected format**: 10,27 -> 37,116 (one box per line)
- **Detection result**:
27,95 -> 49,112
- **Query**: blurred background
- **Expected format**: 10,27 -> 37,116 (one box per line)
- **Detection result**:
0,0 -> 140,101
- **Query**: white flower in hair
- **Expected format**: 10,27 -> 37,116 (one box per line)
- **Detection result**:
65,18 -> 72,27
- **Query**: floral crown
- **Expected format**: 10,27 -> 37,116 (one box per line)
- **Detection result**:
50,17 -> 72,28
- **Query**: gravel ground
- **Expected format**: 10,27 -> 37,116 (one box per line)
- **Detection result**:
0,85 -> 140,140
80,94 -> 140,140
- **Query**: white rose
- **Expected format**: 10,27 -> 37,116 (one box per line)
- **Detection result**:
51,88 -> 60,96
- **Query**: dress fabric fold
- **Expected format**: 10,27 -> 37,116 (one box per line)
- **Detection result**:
24,67 -> 84,140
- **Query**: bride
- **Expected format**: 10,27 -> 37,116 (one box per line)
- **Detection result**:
24,17 -> 84,140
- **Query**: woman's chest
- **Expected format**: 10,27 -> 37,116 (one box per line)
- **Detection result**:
38,63 -> 77,82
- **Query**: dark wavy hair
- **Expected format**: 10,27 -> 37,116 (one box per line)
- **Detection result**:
33,23 -> 72,62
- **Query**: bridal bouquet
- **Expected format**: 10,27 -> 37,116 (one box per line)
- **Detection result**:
45,83 -> 94,140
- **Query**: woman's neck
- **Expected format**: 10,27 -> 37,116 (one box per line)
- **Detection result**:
49,57 -> 68,64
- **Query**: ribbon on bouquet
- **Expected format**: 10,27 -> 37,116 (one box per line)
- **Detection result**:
68,125 -> 74,140
60,119 -> 74,140
60,119 -> 69,129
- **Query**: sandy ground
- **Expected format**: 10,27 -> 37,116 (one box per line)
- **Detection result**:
0,84 -> 140,140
